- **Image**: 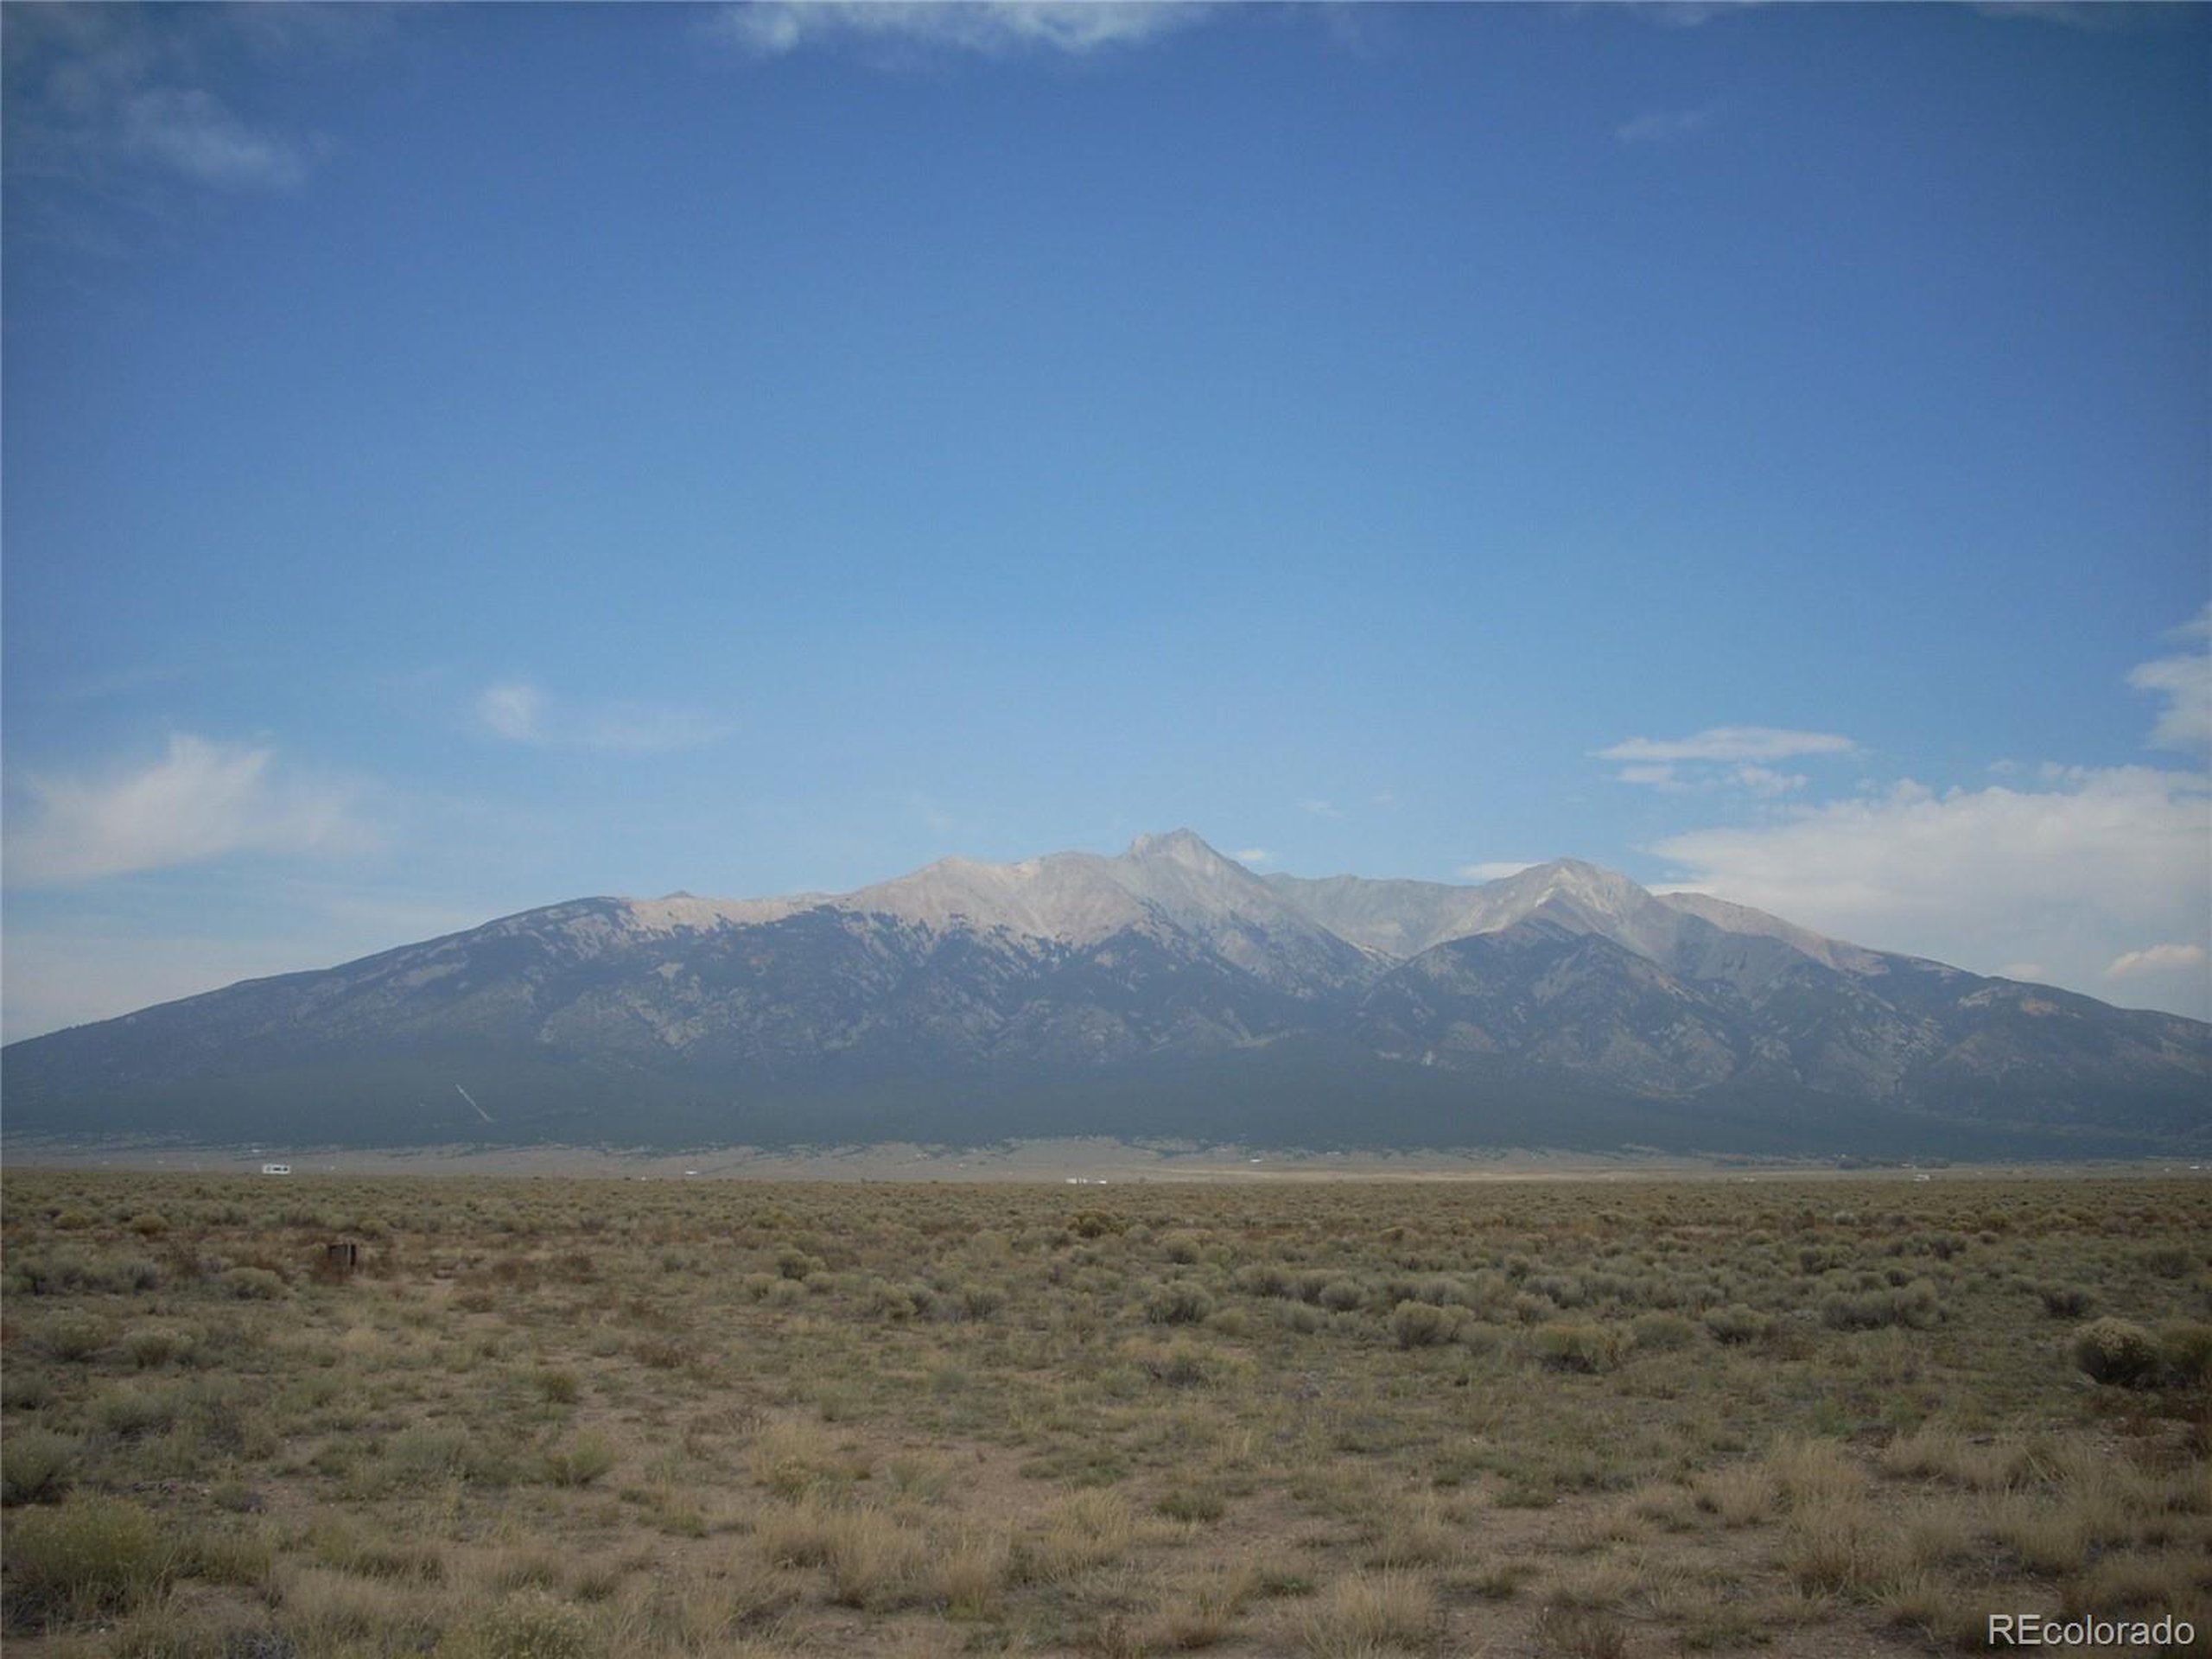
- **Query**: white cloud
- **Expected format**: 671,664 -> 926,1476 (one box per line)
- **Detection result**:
577,703 -> 734,755
477,682 -> 546,744
4,9 -> 321,195
1598,727 -> 1853,792
709,2 -> 1208,59
4,735 -> 376,886
1630,1 -> 1771,25
1652,766 -> 2211,1020
1299,798 -> 1342,819
1459,861 -> 1539,881
119,87 -> 310,190
474,682 -> 728,753
1598,727 -> 1856,765
1615,107 -> 1713,145
2128,604 -> 2211,754
1233,848 -> 1274,867
1969,3 -> 2135,29
2107,943 -> 2208,981
1732,765 -> 1807,796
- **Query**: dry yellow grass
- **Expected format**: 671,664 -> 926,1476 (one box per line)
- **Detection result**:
1,1166 -> 2206,1656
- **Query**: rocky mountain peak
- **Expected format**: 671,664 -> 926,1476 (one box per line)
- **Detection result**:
1478,859 -> 1658,928
1124,828 -> 1234,869
6,827 -> 2205,1155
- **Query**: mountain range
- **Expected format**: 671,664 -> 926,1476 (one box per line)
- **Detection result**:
5,830 -> 2206,1156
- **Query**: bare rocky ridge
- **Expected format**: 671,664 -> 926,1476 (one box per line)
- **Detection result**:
5,831 -> 2206,1154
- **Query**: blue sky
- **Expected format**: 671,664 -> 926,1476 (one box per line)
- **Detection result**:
3,0 -> 2207,1040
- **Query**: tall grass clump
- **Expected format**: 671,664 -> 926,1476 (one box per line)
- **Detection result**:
1297,1570 -> 1437,1657
446,1589 -> 594,1659
3,1496 -> 171,1629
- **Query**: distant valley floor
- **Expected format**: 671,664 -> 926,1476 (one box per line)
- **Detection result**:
6,1134 -> 2206,1183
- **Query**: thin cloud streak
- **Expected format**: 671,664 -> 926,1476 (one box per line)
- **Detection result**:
709,1 -> 1211,60
474,681 -> 729,754
1599,727 -> 1854,792
1597,727 -> 1856,764
3,734 -> 377,886
1615,106 -> 1713,144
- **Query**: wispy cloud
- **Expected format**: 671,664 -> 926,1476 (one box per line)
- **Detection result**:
1599,728 -> 1856,765
909,791 -> 957,835
1652,765 -> 2211,1019
473,682 -> 729,754
4,8 -> 321,197
1615,106 -> 1713,145
1969,3 -> 2140,30
1299,798 -> 1342,819
1597,726 -> 1853,791
1628,2 -> 1770,27
2106,942 -> 2208,981
1732,764 -> 1807,797
476,683 -> 547,744
4,734 -> 377,886
579,704 -> 734,755
1233,847 -> 1274,867
40,663 -> 188,704
708,1 -> 1211,60
2127,604 -> 2211,754
1459,861 -> 1539,881
118,87 -> 312,190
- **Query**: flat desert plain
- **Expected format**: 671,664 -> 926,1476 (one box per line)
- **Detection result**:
3,1166 -> 2207,1657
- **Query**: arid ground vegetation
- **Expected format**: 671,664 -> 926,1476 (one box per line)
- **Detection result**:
2,1169 -> 2207,1657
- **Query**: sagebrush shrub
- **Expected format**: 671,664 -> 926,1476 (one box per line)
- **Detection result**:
1534,1322 -> 1623,1374
42,1316 -> 105,1362
1630,1311 -> 1699,1351
2037,1282 -> 2097,1319
1389,1300 -> 1457,1349
219,1267 -> 287,1300
1317,1279 -> 1365,1313
2072,1319 -> 2160,1388
1146,1282 -> 1215,1325
541,1431 -> 614,1487
1820,1280 -> 1939,1331
2155,1322 -> 2212,1388
1,1429 -> 77,1506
